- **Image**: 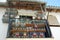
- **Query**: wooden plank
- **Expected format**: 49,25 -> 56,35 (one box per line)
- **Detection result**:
25,24 -> 45,27
50,25 -> 60,27
10,29 -> 46,33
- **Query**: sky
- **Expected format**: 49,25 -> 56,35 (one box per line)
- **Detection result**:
0,0 -> 60,6
42,0 -> 60,6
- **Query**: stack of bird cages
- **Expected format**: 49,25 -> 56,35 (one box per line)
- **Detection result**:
6,15 -> 51,38
2,8 -> 18,23
2,13 -> 9,23
6,8 -> 18,16
6,0 -> 53,40
7,18 -> 52,38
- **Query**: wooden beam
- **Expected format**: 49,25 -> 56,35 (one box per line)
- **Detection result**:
49,25 -> 60,27
10,29 -> 46,33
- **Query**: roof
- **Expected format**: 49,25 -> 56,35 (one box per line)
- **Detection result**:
46,6 -> 60,9
7,0 -> 46,4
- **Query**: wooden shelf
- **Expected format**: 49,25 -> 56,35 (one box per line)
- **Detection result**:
25,24 -> 45,27
25,24 -> 34,27
10,29 -> 46,33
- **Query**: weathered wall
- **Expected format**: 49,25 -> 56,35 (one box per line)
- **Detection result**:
0,8 -> 8,40
46,12 -> 60,25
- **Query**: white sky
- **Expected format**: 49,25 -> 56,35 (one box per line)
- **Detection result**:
0,0 -> 6,2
